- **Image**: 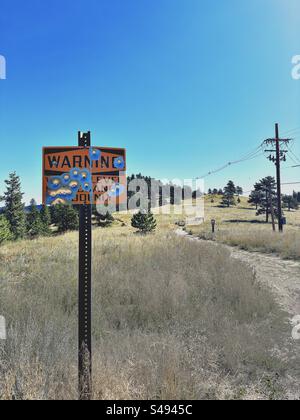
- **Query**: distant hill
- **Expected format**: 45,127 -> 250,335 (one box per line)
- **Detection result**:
0,204 -> 43,214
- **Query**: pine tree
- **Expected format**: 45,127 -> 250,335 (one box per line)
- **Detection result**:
96,211 -> 114,228
292,191 -> 300,203
192,189 -> 203,200
236,186 -> 243,197
258,177 -> 277,222
0,215 -> 13,244
0,172 -> 26,239
27,199 -> 43,238
250,177 -> 277,223
50,205 -> 60,225
248,188 -> 263,210
40,205 -> 51,235
283,195 -> 299,211
56,204 -> 79,233
221,180 -> 236,207
170,185 -> 182,205
26,198 -> 39,228
131,211 -> 157,234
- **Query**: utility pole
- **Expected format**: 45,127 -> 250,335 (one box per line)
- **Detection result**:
275,124 -> 283,232
263,123 -> 291,232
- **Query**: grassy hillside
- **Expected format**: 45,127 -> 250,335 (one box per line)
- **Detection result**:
188,195 -> 300,259
0,222 -> 295,400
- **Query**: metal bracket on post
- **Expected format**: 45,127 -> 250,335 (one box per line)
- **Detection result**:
78,131 -> 92,400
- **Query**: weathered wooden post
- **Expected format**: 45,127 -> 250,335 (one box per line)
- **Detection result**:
211,219 -> 216,234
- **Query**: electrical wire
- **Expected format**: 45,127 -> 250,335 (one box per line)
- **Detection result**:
282,127 -> 300,136
282,164 -> 300,169
197,146 -> 264,179
281,182 -> 300,185
234,144 -> 264,161
286,153 -> 300,166
196,126 -> 300,181
287,144 -> 300,164
206,146 -> 264,177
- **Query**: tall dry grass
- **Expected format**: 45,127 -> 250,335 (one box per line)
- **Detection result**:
195,226 -> 300,260
187,195 -> 300,260
0,228 -> 292,400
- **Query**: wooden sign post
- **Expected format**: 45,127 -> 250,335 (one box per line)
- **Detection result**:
211,219 -> 216,234
42,132 -> 126,400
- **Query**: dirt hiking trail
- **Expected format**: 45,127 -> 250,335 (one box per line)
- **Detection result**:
176,229 -> 300,318
176,229 -> 300,399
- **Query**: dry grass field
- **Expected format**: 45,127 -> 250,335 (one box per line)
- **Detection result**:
0,215 -> 298,400
188,195 -> 300,260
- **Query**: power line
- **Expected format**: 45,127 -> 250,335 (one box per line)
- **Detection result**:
282,164 -> 300,169
266,137 -> 300,168
281,182 -> 300,185
286,153 -> 300,166
235,144 -> 264,161
198,145 -> 264,179
196,126 -> 299,185
282,126 -> 300,136
287,145 -> 300,164
232,149 -> 264,164
243,182 -> 300,193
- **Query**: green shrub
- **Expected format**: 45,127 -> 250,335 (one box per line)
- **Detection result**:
131,211 -> 157,233
0,215 -> 13,244
55,204 -> 79,233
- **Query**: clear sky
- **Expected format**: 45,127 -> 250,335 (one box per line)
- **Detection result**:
1,0 -> 300,203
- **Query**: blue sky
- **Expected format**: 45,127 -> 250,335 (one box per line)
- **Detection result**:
0,0 -> 300,203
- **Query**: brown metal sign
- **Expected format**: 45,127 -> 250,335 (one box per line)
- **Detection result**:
43,146 -> 126,205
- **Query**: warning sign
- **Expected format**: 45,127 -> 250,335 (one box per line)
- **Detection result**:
43,147 -> 126,205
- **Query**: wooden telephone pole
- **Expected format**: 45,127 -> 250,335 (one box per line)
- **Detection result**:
263,124 -> 291,232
